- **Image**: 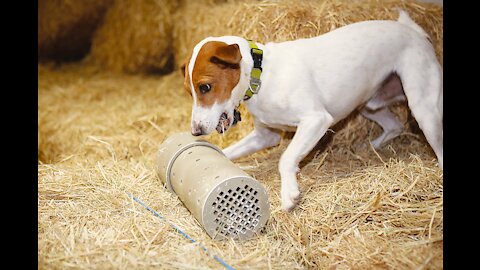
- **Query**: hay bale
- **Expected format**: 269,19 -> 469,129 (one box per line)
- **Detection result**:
173,0 -> 443,68
87,0 -> 179,74
38,0 -> 113,62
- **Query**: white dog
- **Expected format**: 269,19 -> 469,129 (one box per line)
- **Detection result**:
181,10 -> 443,211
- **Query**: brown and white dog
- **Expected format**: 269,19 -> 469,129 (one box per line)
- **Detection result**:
181,10 -> 443,211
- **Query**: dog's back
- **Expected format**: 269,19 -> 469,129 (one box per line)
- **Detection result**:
259,14 -> 435,123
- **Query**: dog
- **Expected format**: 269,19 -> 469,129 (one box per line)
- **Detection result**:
181,10 -> 443,211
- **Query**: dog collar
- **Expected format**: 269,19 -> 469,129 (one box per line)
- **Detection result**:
243,40 -> 263,101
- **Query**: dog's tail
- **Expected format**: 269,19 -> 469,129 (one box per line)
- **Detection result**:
397,9 -> 431,42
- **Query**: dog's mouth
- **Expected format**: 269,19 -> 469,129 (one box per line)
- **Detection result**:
216,109 -> 241,134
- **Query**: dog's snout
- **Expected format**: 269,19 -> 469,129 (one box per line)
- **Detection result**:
191,123 -> 204,136
192,129 -> 203,136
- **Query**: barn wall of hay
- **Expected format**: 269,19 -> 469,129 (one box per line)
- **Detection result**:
38,0 -> 114,62
38,0 -> 443,269
86,0 -> 179,74
173,0 -> 443,68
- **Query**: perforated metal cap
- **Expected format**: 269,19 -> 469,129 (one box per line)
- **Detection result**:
203,176 -> 269,240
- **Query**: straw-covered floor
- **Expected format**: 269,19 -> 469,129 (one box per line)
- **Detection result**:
38,0 -> 443,269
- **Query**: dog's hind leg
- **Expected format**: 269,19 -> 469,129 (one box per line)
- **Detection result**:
361,107 -> 403,149
397,48 -> 443,169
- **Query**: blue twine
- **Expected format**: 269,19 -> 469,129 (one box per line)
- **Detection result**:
127,193 -> 235,270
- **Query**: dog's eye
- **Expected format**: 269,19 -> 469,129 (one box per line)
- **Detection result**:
199,84 -> 211,94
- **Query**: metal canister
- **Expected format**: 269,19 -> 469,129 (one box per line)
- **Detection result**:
156,132 -> 270,240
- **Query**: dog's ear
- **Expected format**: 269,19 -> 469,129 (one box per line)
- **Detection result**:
181,54 -> 192,77
180,62 -> 186,77
210,43 -> 242,69
181,57 -> 192,96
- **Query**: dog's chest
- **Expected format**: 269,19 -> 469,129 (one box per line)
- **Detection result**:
246,98 -> 298,132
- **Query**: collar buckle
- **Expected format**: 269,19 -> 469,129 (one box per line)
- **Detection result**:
249,77 -> 261,94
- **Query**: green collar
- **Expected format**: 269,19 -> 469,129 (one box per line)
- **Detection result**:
243,40 -> 263,101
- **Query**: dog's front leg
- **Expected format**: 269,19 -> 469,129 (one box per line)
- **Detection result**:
223,122 -> 281,160
280,113 -> 333,211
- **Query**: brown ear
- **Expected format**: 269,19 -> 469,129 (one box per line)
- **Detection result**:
210,43 -> 241,68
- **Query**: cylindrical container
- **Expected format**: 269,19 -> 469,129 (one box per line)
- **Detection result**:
156,132 -> 270,240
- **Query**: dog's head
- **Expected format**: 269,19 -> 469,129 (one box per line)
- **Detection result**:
182,37 -> 249,136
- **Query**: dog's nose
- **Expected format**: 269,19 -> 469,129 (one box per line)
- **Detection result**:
192,130 -> 203,136
191,124 -> 204,136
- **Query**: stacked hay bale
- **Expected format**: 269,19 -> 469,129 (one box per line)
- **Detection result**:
173,0 -> 443,69
39,0 -> 442,73
38,0 -> 179,74
87,0 -> 179,74
38,0 -> 113,62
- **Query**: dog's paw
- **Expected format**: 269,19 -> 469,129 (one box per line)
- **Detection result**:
370,138 -> 384,150
281,187 -> 301,211
359,140 -> 381,151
